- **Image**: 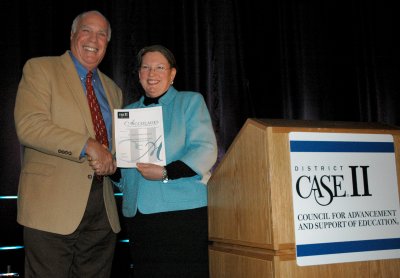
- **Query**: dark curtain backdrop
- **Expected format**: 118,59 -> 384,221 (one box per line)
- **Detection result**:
1,0 -> 400,275
1,0 -> 400,205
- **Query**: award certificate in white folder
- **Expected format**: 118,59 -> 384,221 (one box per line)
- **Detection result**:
114,106 -> 166,167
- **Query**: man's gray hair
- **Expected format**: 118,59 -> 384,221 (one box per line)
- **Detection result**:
71,10 -> 111,42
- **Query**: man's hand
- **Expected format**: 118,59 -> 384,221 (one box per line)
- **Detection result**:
86,138 -> 116,176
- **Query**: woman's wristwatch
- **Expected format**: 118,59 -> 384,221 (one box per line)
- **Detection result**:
162,167 -> 169,183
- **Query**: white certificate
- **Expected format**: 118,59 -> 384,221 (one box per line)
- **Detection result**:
114,106 -> 166,167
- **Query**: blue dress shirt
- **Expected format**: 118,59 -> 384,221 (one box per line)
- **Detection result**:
69,52 -> 113,154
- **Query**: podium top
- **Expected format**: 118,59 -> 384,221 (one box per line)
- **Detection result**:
249,118 -> 400,133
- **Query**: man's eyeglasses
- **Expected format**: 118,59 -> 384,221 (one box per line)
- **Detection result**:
139,65 -> 170,73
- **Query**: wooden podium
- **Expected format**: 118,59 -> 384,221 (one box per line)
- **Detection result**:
208,118 -> 400,278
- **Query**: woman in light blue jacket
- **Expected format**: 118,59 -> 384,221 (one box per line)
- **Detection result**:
112,45 -> 218,277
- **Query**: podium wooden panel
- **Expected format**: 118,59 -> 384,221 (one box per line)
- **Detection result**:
208,118 -> 400,278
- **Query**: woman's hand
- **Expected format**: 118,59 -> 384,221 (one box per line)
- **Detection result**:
136,163 -> 164,181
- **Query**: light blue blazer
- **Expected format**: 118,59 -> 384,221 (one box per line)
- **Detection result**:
114,86 -> 218,217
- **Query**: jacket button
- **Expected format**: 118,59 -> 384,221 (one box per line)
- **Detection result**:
88,175 -> 93,179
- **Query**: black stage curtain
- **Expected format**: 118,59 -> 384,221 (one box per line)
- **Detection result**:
1,0 -> 400,211
2,0 -> 400,275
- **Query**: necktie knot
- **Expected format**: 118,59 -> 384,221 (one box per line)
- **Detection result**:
86,71 -> 93,86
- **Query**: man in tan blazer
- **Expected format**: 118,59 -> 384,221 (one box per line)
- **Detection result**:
14,10 -> 122,277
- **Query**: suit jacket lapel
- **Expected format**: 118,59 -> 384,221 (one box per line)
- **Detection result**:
59,51 -> 96,139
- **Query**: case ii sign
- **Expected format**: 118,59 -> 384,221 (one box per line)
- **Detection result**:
289,132 -> 400,266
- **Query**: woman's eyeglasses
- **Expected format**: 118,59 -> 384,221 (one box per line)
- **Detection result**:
139,65 -> 170,73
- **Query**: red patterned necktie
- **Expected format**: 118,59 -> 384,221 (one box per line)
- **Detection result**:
86,71 -> 109,147
86,71 -> 109,180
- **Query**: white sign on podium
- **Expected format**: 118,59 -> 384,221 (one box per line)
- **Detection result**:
289,132 -> 400,266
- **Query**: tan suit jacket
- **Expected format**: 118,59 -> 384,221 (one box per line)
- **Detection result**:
14,51 -> 122,234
